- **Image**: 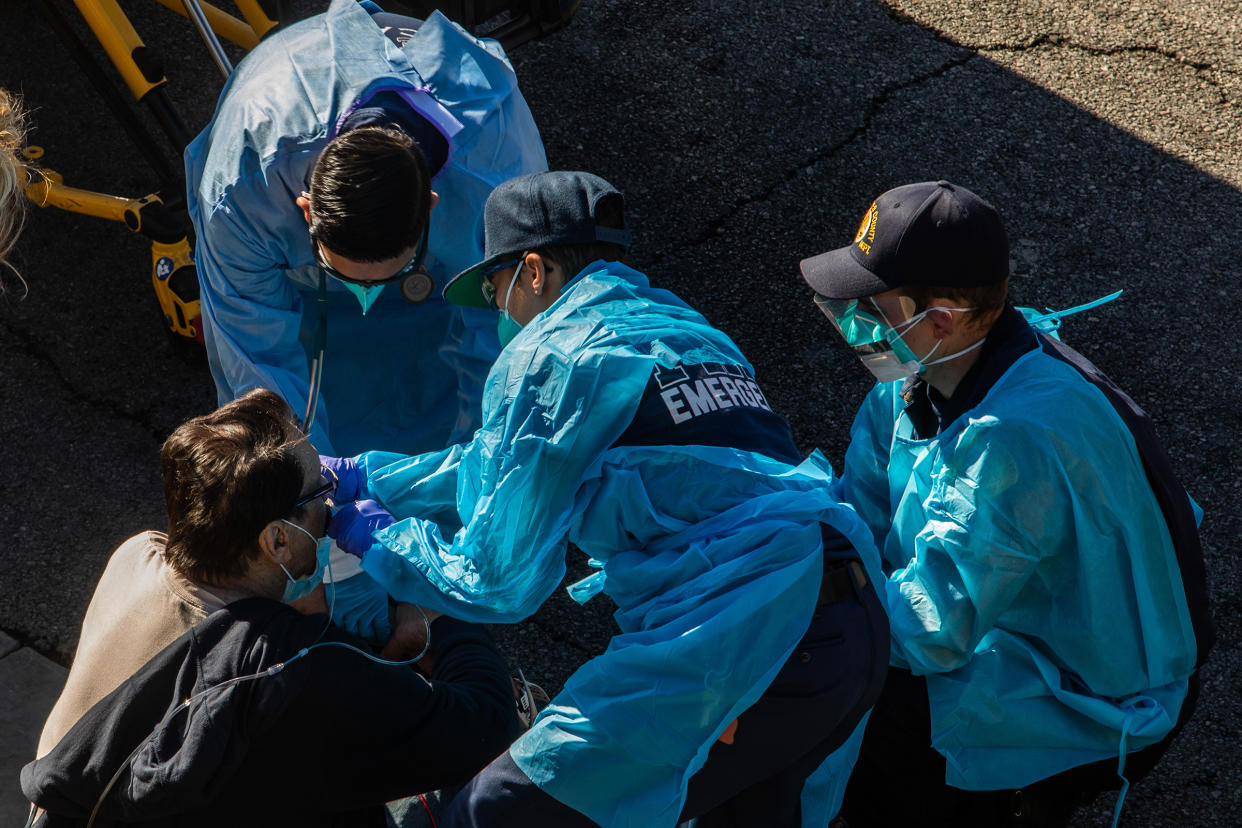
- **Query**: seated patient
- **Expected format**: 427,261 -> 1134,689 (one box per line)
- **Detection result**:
800,181 -> 1214,826
24,389 -> 521,826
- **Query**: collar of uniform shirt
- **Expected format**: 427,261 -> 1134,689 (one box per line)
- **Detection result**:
901,303 -> 1037,439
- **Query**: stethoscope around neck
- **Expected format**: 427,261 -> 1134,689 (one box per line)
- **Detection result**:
302,74 -> 454,437
301,222 -> 434,436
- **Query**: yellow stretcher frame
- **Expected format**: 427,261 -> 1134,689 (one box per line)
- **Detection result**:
25,160 -> 202,340
23,0 -> 278,343
72,0 -> 273,101
24,1 -> 580,343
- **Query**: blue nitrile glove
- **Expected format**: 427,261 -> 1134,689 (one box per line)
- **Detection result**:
319,454 -> 364,503
325,573 -> 392,644
328,499 -> 396,559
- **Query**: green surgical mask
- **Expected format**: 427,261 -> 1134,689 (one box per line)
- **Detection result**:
815,296 -> 978,383
344,281 -> 385,315
498,314 -> 523,348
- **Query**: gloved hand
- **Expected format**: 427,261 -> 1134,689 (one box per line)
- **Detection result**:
328,499 -> 396,559
319,454 -> 364,503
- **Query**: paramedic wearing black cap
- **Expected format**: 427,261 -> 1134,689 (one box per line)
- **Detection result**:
799,180 -> 1213,826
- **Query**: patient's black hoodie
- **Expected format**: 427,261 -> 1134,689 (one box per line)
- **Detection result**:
22,598 -> 521,827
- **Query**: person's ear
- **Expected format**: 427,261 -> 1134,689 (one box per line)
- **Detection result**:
429,190 -> 439,211
296,193 -> 312,225
258,520 -> 294,566
525,252 -> 548,297
925,300 -> 958,340
525,253 -> 559,298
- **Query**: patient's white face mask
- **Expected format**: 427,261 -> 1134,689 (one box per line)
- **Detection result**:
277,520 -> 330,603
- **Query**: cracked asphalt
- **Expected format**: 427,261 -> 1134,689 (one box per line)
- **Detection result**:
1,1 -> 1238,824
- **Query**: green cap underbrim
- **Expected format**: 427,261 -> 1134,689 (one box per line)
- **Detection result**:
443,259 -> 496,309
443,253 -> 510,310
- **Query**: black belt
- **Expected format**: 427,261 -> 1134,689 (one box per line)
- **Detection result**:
818,559 -> 868,605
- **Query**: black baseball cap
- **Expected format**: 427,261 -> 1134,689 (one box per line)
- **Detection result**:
799,180 -> 1009,300
444,171 -> 633,309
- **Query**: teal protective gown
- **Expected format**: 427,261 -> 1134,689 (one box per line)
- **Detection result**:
837,325 -> 1198,791
350,262 -> 882,827
185,0 -> 547,455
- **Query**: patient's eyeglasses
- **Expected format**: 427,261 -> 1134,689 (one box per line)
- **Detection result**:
294,465 -> 338,508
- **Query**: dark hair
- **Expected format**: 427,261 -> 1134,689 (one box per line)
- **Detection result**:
308,126 -> 431,262
161,389 -> 309,584
904,278 -> 1009,326
532,194 -> 627,281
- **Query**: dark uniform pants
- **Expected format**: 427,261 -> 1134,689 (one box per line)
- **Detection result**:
839,667 -> 1201,828
442,556 -> 890,828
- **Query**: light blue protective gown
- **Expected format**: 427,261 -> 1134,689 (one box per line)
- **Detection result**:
349,262 -> 882,827
185,0 -> 547,455
836,335 -> 1197,791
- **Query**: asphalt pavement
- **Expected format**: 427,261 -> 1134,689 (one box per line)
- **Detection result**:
1,1 -> 1239,825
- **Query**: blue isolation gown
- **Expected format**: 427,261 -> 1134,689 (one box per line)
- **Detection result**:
185,0 -> 547,455
348,262 -> 882,827
836,313 -> 1200,791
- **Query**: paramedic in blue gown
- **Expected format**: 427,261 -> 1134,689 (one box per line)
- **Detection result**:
185,0 -> 546,643
799,180 -> 1214,826
323,171 -> 891,826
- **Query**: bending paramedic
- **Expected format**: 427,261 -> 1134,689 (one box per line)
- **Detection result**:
24,389 -> 521,826
185,0 -> 546,645
322,171 -> 890,827
186,0 -> 546,457
800,180 -> 1214,827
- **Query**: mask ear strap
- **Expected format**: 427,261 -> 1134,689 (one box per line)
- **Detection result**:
502,256 -> 524,318
269,519 -> 313,577
872,298 -> 925,335
281,519 -> 315,544
868,297 -> 893,326
917,339 -> 943,365
894,304 -> 978,335
922,336 -> 985,367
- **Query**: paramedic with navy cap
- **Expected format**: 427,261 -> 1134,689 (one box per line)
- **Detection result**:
321,171 -> 890,826
800,180 -> 1214,826
185,0 -> 546,647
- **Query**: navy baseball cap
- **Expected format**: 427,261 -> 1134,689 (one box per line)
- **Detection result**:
444,171 -> 633,309
799,180 -> 1009,300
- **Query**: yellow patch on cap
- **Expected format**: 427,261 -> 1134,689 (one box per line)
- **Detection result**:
854,202 -> 878,254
